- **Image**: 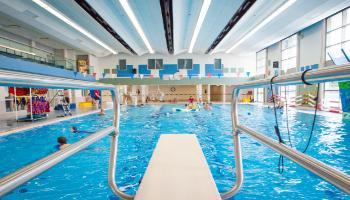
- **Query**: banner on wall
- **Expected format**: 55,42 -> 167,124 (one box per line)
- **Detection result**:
338,81 -> 350,118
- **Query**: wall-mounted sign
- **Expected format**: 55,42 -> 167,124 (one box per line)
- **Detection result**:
77,55 -> 89,73
273,61 -> 279,68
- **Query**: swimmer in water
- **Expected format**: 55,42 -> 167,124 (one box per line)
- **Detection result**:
71,126 -> 78,133
56,136 -> 69,150
70,126 -> 94,134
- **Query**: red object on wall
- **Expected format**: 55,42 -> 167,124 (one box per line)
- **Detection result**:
8,87 -> 29,96
9,88 -> 48,95
32,88 -> 48,94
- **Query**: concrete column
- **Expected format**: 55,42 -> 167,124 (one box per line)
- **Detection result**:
123,85 -> 128,105
196,84 -> 202,102
223,85 -> 226,103
131,85 -> 137,105
0,87 -> 7,114
141,85 -> 146,103
207,84 -> 211,103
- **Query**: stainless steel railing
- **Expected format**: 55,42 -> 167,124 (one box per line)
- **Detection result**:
108,89 -> 134,199
0,126 -> 115,196
0,70 -> 123,197
226,64 -> 350,199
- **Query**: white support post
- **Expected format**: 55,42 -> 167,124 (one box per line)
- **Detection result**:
141,85 -> 146,104
30,88 -> 33,120
14,87 -> 18,121
223,85 -> 226,103
207,84 -> 211,103
196,84 -> 202,103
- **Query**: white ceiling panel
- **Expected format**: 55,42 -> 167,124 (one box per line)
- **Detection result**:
0,0 -> 350,57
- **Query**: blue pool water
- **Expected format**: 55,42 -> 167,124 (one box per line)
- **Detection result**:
0,104 -> 349,200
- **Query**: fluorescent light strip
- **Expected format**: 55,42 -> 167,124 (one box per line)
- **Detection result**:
119,0 -> 154,54
225,0 -> 297,53
188,0 -> 211,53
0,44 -> 36,55
32,0 -> 117,54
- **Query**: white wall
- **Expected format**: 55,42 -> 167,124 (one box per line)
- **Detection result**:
266,42 -> 281,77
96,52 -> 256,78
89,54 -> 100,79
299,21 -> 325,67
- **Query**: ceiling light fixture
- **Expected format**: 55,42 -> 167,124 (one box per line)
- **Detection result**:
32,0 -> 117,54
225,0 -> 297,53
188,0 -> 211,53
119,0 -> 154,54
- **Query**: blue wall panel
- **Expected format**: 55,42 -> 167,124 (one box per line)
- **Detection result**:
138,64 -> 151,75
188,64 -> 200,76
0,54 -> 95,81
159,64 -> 178,79
205,64 -> 223,76
117,65 -> 134,77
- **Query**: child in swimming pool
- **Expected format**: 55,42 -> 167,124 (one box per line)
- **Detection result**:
56,136 -> 69,150
71,126 -> 78,133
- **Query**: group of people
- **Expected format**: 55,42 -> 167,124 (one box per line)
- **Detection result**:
55,126 -> 95,150
185,96 -> 212,111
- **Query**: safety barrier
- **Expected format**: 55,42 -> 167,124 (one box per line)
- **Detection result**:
227,64 -> 350,199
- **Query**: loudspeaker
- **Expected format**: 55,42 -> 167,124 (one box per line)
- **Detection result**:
132,68 -> 137,74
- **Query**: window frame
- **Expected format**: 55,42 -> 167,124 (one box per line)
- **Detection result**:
118,59 -> 127,70
214,58 -> 222,69
148,59 -> 164,70
256,49 -> 267,76
281,34 -> 298,73
325,7 -> 350,63
178,59 -> 193,70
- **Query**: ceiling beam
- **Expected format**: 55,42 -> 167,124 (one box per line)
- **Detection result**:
205,0 -> 256,54
159,0 -> 174,54
74,0 -> 137,55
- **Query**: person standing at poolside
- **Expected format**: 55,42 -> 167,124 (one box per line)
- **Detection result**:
188,96 -> 194,104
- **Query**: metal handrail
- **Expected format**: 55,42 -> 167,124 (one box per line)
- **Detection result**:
229,63 -> 350,198
0,69 -> 131,199
108,89 -> 134,199
221,89 -> 243,199
0,126 -> 114,196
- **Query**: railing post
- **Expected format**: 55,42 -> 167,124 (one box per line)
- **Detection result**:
108,88 -> 134,200
221,88 -> 244,199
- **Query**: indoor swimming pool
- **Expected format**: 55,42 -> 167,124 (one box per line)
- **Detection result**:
0,104 -> 349,200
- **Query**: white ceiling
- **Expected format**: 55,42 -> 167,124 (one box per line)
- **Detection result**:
0,0 -> 349,57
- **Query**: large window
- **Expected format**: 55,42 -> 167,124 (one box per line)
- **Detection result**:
256,49 -> 266,75
254,88 -> 264,102
214,59 -> 222,69
178,59 -> 193,69
323,82 -> 341,110
119,59 -> 127,70
148,59 -> 163,69
326,8 -> 350,62
281,34 -> 297,72
280,86 -> 296,104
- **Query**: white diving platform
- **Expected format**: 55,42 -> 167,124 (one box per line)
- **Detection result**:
135,134 -> 221,200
